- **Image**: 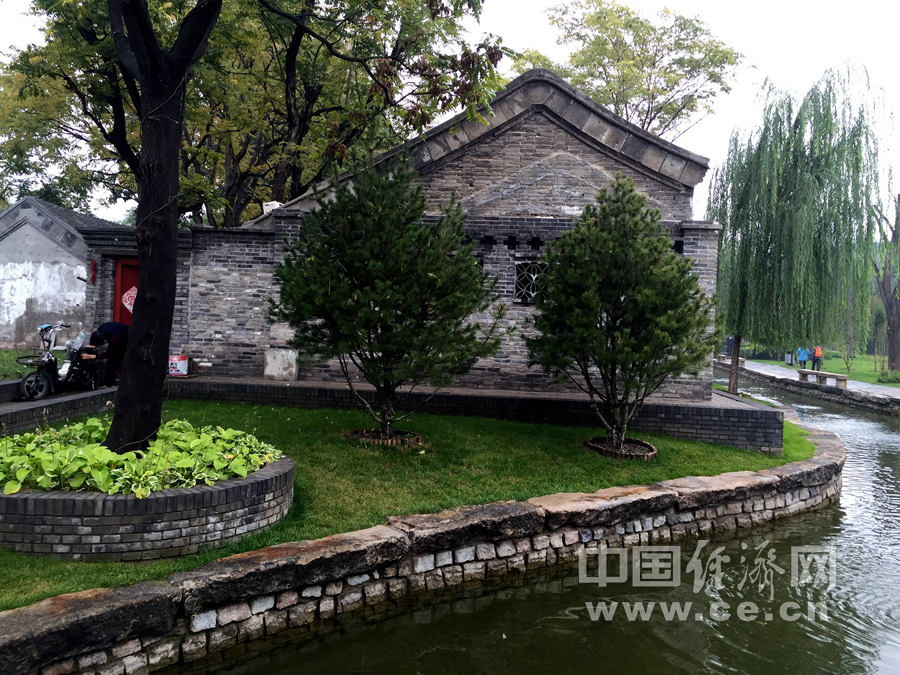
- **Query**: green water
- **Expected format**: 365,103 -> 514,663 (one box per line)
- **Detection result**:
178,380 -> 900,674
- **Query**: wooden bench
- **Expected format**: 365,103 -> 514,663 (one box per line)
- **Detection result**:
798,369 -> 849,388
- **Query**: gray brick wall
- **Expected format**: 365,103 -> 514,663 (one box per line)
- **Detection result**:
0,459 -> 293,561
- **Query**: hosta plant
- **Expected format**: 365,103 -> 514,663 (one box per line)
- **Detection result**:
0,418 -> 282,498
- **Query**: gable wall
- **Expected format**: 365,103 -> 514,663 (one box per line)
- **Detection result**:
415,112 -> 693,221
0,213 -> 87,348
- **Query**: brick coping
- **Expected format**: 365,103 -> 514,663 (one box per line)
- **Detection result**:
0,430 -> 844,675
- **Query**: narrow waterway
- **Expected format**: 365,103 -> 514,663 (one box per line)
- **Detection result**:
191,379 -> 900,675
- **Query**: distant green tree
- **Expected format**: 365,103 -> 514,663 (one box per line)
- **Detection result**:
512,0 -> 741,140
527,174 -> 718,451
708,72 -> 878,393
271,159 -> 506,439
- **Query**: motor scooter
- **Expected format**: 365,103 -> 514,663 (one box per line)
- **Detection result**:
16,322 -> 100,400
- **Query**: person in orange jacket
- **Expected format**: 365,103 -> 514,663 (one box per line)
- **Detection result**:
812,345 -> 824,371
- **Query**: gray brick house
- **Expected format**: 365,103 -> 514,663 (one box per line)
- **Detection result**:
82,69 -> 719,400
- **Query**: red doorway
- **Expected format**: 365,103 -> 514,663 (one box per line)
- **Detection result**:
113,258 -> 139,325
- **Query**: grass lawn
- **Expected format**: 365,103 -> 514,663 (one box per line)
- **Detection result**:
747,354 -> 900,389
0,401 -> 816,611
0,349 -> 32,382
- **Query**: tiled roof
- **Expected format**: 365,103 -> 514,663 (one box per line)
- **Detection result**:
24,196 -> 126,232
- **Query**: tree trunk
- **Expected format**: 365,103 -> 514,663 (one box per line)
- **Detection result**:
729,334 -> 742,395
380,397 -> 394,438
104,0 -> 221,452
104,88 -> 182,453
888,308 -> 900,372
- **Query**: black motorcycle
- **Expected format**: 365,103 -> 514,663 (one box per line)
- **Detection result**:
16,322 -> 100,401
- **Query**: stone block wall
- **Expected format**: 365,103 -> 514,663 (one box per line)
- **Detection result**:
0,430 -> 844,675
716,361 -> 900,417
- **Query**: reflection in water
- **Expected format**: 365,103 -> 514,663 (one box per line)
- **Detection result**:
184,379 -> 900,675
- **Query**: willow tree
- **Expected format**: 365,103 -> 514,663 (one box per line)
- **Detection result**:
708,72 -> 878,393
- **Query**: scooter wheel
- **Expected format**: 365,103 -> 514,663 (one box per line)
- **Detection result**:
20,372 -> 51,401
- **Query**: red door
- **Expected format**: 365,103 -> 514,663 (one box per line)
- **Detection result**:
114,258 -> 139,325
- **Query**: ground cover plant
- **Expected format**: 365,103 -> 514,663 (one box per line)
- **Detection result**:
747,355 -> 900,389
0,401 -> 815,611
0,418 -> 282,498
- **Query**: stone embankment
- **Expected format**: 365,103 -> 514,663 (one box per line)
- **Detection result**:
0,431 -> 844,675
714,361 -> 900,417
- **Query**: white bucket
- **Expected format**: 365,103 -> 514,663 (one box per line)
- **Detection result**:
168,354 -> 189,376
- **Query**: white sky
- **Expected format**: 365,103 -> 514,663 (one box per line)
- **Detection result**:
2,0 -> 899,220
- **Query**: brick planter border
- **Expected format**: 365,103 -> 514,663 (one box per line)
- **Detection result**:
0,458 -> 294,562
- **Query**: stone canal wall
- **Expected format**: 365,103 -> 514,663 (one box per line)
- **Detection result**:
0,431 -> 843,675
714,361 -> 900,417
0,460 -> 294,562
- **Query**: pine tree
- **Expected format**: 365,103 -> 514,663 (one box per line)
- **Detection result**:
271,159 -> 505,439
527,175 -> 718,451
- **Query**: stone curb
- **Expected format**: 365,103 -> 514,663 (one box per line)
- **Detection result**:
0,431 -> 844,675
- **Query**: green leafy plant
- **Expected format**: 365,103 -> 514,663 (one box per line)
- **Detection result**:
0,418 -> 282,498
877,369 -> 900,384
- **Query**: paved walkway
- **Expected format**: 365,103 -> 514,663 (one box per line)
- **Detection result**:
731,359 -> 900,400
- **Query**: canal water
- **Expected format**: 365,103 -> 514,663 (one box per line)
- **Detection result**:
191,379 -> 900,675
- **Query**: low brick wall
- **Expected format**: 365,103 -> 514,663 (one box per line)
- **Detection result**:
714,361 -> 900,417
0,459 -> 294,562
0,389 -> 115,435
0,431 -> 843,675
0,379 -> 19,403
168,378 -> 784,453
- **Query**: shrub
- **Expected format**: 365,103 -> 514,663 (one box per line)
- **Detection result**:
527,174 -> 719,451
877,369 -> 900,384
271,158 -> 506,438
0,418 -> 282,498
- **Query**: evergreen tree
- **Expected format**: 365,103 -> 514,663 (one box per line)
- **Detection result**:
527,175 -> 718,451
271,159 -> 505,438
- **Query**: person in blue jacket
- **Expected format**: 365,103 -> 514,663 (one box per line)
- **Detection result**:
797,346 -> 810,369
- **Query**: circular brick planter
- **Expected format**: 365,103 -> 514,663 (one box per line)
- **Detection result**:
0,458 -> 294,562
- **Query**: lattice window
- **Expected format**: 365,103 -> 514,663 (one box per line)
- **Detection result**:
515,260 -> 547,303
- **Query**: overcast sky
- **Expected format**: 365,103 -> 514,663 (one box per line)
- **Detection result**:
2,0 -> 899,220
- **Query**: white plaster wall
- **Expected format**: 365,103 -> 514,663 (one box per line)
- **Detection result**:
0,259 -> 86,348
